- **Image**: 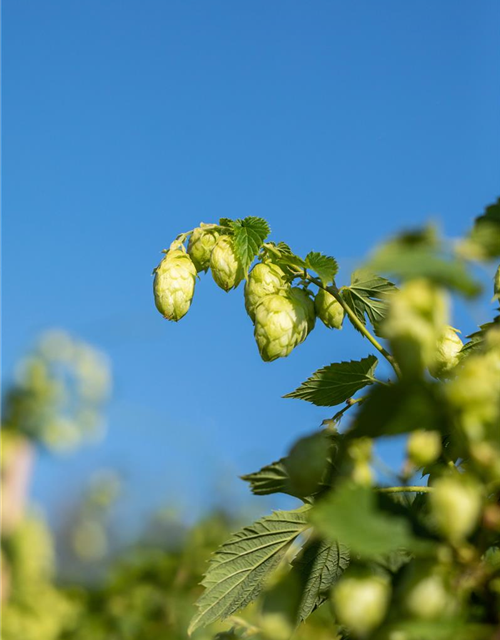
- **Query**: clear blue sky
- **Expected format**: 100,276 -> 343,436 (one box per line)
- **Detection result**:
3,1 -> 499,531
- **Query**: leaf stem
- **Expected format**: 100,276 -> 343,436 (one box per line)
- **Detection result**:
377,486 -> 433,494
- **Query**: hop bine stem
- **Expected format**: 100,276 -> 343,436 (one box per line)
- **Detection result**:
377,486 -> 433,494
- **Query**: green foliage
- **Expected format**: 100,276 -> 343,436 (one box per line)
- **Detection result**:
231,217 -> 271,273
341,270 -> 397,336
283,356 -> 378,407
311,484 -> 424,559
144,198 -> 500,638
189,508 -> 309,634
304,252 -> 338,286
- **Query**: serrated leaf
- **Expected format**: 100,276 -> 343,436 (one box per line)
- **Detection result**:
305,252 -> 338,286
311,483 -> 423,559
468,197 -> 500,259
283,356 -> 378,407
368,230 -> 481,297
188,508 -> 309,634
241,459 -> 290,497
232,217 -> 271,273
292,538 -> 350,621
341,270 -> 397,337
460,313 -> 500,358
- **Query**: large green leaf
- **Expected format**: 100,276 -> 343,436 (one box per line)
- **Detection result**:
311,484 -> 422,559
232,217 -> 271,273
188,508 -> 309,634
292,538 -> 350,621
305,252 -> 338,286
283,356 -> 378,407
341,270 -> 397,336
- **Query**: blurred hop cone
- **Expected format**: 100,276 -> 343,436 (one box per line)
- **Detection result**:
430,476 -> 482,543
254,287 -> 315,362
210,235 -> 244,291
244,262 -> 287,322
332,573 -> 391,637
153,247 -> 197,321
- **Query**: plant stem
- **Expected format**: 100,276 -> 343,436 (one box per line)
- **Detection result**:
306,274 -> 400,377
377,486 -> 433,494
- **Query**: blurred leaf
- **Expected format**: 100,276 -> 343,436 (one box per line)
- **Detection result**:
283,356 -> 378,407
341,270 -> 397,337
348,381 -> 450,438
305,252 -> 338,286
369,228 -> 481,297
291,538 -> 350,621
311,484 -> 422,559
189,508 -> 309,634
383,621 -> 495,640
232,217 -> 271,272
468,197 -> 500,259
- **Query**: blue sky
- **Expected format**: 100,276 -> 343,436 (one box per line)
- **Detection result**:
3,1 -> 499,531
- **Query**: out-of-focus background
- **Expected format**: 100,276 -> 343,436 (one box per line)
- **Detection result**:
2,1 -> 499,638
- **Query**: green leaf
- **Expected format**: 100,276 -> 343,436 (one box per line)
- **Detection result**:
291,538 -> 350,621
218,217 -> 234,229
241,459 -> 290,497
384,621 -> 495,640
468,197 -> 500,259
311,484 -> 421,559
368,229 -> 481,297
305,252 -> 338,285
460,313 -> 500,358
341,270 -> 397,337
188,508 -> 309,634
232,217 -> 271,273
283,356 -> 378,407
348,381 -> 450,438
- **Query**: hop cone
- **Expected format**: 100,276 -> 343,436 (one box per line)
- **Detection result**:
254,287 -> 315,362
187,224 -> 219,272
244,262 -> 287,321
314,289 -> 344,329
153,248 -> 197,321
429,326 -> 463,379
210,235 -> 244,291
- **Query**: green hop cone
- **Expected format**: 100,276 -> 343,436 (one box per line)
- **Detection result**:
187,224 -> 219,272
401,567 -> 455,620
210,235 -> 244,291
332,573 -> 391,638
254,287 -> 315,362
153,248 -> 197,321
314,289 -> 345,329
244,262 -> 287,322
407,430 -> 442,467
430,476 -> 482,543
429,326 -> 463,379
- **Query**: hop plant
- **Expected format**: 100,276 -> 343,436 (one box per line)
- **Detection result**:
331,573 -> 390,637
153,247 -> 197,321
187,224 -> 219,272
244,262 -> 287,322
254,287 -> 315,362
407,430 -> 442,467
430,476 -> 482,543
314,289 -> 344,329
429,326 -> 463,379
210,235 -> 244,292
